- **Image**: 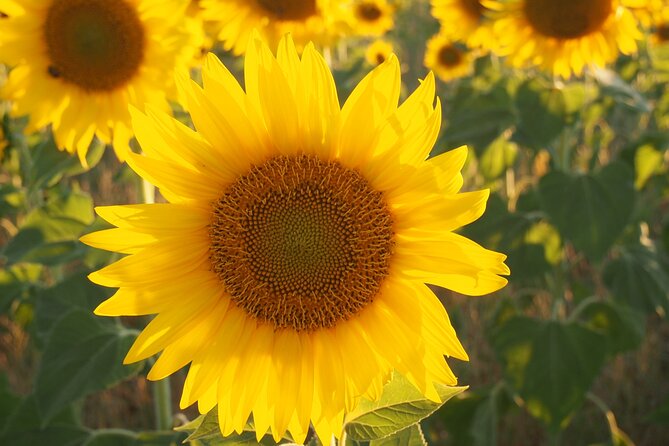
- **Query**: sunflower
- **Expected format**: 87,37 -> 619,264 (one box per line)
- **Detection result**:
486,0 -> 642,78
365,39 -> 394,65
0,0 -> 198,164
623,0 -> 665,27
200,0 -> 338,55
82,35 -> 509,443
430,0 -> 496,50
348,0 -> 395,36
425,33 -> 474,82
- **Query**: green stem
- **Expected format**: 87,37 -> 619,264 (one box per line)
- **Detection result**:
153,377 -> 172,431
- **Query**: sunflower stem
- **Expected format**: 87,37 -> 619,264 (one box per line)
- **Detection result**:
152,378 -> 173,431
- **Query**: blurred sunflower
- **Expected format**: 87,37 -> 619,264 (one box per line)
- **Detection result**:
425,34 -> 474,81
623,0 -> 665,27
486,0 -> 642,78
0,0 -> 198,165
430,0 -> 496,50
82,35 -> 508,443
0,126 -> 6,160
365,39 -> 394,65
650,9 -> 669,46
201,0 -> 337,55
348,0 -> 395,36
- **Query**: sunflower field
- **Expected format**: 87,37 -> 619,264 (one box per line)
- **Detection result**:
1,0 -> 668,445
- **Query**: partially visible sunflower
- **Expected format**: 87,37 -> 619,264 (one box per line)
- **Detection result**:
348,0 -> 395,36
486,0 -> 642,78
0,126 -> 7,161
200,0 -> 339,55
430,0 -> 496,50
365,39 -> 394,65
0,0 -> 199,164
623,0 -> 665,27
186,0 -> 214,65
650,7 -> 669,46
82,35 -> 508,443
425,33 -> 474,81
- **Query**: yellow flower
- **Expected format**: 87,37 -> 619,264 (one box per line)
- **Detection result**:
200,0 -> 338,55
424,33 -> 474,82
623,0 -> 665,27
486,0 -> 642,78
0,0 -> 198,165
348,0 -> 395,36
82,35 -> 508,443
649,5 -> 669,46
365,39 -> 394,65
430,0 -> 496,50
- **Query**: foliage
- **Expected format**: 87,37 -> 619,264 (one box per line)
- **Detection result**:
1,0 -> 669,445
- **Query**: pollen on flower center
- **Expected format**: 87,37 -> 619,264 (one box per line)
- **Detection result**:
43,0 -> 145,91
523,0 -> 612,39
209,155 -> 395,331
438,45 -> 462,66
357,3 -> 383,21
255,0 -> 317,21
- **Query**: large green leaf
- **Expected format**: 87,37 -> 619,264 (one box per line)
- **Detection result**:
491,317 -> 607,430
439,81 -> 516,153
0,395 -> 89,446
602,244 -> 669,314
34,309 -> 141,423
537,162 -> 635,260
513,79 -> 567,150
368,424 -> 426,446
344,373 -> 466,441
34,271 -> 112,344
1,190 -> 94,266
573,299 -> 646,355
176,410 -> 280,445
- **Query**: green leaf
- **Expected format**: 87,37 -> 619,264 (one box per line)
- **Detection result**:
634,144 -> 666,189
368,424 -> 426,446
478,136 -> 518,181
0,395 -> 89,446
176,410 -> 280,445
603,244 -> 669,314
439,81 -> 516,153
574,299 -> 646,354
344,373 -> 466,441
491,317 -> 607,430
1,190 -> 94,266
0,263 -> 42,312
34,309 -> 141,424
513,79 -> 567,150
83,429 -> 187,446
537,162 -> 635,260
593,68 -> 651,113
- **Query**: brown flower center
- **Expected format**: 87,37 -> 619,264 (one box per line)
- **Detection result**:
523,0 -> 613,40
461,0 -> 484,20
357,2 -> 383,22
438,45 -> 463,67
43,0 -> 145,92
255,0 -> 317,21
209,155 -> 395,331
657,24 -> 669,43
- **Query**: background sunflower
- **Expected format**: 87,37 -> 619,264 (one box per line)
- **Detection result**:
0,0 -> 199,164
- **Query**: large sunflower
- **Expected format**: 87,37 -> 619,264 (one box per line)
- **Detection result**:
82,35 -> 509,443
0,0 -> 198,164
424,33 -> 474,82
200,0 -> 338,55
486,0 -> 642,77
430,0 -> 496,50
